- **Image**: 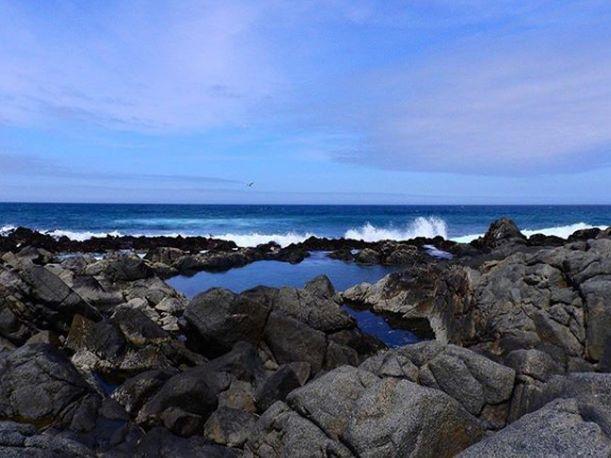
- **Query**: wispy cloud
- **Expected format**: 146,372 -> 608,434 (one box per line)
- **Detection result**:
2,0 -> 611,178
0,1 -> 283,131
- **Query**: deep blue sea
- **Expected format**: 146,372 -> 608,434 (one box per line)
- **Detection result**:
1,203 -> 610,246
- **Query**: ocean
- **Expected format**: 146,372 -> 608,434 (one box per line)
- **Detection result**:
1,203 -> 610,246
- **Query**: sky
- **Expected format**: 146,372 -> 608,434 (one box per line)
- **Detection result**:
1,0 -> 611,204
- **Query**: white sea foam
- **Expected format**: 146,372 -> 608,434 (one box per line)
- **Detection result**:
0,225 -> 16,235
215,232 -> 316,248
1,219 -> 607,248
344,217 -> 448,242
44,229 -> 124,241
451,222 -> 608,244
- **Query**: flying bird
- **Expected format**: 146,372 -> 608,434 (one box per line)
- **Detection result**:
247,182 -> 254,187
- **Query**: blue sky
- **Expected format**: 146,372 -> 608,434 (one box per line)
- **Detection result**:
1,0 -> 610,204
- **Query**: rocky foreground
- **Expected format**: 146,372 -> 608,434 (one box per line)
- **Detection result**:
0,219 -> 609,457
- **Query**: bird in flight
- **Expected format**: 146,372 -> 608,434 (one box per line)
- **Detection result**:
247,182 -> 254,187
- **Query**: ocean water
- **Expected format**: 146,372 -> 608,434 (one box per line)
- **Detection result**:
1,203 -> 610,247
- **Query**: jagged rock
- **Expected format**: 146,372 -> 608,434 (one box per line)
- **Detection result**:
19,265 -> 101,331
328,248 -> 354,261
203,406 -> 257,447
344,378 -> 484,457
206,341 -> 267,386
245,401 -> 353,457
0,421 -> 95,457
184,288 -> 270,354
255,362 -> 311,412
111,307 -> 169,347
360,342 -> 515,428
217,381 -> 256,414
264,311 -> 327,373
0,344 -> 99,429
131,426 -> 240,457
460,399 -> 611,457
510,372 -> 611,423
144,247 -> 186,266
135,366 -> 230,433
112,369 -> 178,416
283,365 -> 485,457
355,248 -> 381,264
103,256 -> 154,282
25,330 -> 61,346
475,218 -> 527,251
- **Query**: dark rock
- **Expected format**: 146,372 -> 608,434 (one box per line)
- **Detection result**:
112,307 -> 169,347
19,265 -> 101,331
112,369 -> 178,416
203,406 -> 257,447
136,366 -> 229,432
264,311 -> 326,374
0,421 -> 95,457
206,341 -> 266,386
161,407 -> 206,437
476,218 -> 527,250
103,256 -> 154,282
245,401 -> 353,457
184,288 -> 270,355
255,362 -> 311,412
0,344 -> 98,429
327,248 -> 354,262
355,248 -> 381,264
25,330 -> 61,347
132,426 -> 240,458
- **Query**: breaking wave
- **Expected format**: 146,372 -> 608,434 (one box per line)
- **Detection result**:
1,220 -> 607,248
343,217 -> 448,242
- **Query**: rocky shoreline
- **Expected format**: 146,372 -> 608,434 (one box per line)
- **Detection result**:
0,219 -> 609,456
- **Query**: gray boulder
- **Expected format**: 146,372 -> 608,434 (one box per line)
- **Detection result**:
460,398 -> 611,457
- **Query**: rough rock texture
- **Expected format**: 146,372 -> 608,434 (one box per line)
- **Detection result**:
459,398 -> 611,457
185,275 -> 382,373
0,219 -> 609,456
246,364 -> 485,457
345,223 -> 611,373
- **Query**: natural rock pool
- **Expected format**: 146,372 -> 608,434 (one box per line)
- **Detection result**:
167,251 -> 423,347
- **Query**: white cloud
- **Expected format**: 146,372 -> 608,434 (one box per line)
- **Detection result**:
0,1 -> 283,131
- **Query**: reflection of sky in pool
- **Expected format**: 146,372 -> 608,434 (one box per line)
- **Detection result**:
167,251 -> 422,347
167,251 -> 400,297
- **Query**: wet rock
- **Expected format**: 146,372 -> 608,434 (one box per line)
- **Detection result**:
474,218 -> 527,251
328,248 -> 354,262
355,248 -> 381,265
